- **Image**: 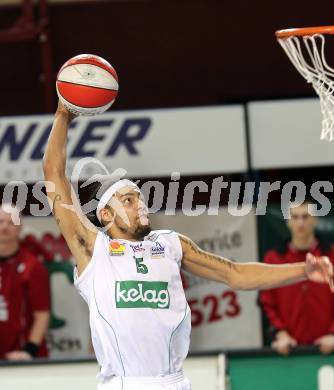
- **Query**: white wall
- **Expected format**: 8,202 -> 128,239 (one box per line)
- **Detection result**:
248,98 -> 334,169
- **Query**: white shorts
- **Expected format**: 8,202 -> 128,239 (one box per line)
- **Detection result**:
97,371 -> 191,390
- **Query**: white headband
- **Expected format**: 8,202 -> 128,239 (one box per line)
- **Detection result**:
96,179 -> 140,222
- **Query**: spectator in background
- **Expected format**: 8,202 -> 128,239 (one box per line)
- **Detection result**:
0,204 -> 50,360
260,201 -> 334,355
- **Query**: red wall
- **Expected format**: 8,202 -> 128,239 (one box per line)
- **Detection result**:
0,0 -> 334,115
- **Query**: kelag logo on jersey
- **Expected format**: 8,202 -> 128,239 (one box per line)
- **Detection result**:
115,281 -> 170,309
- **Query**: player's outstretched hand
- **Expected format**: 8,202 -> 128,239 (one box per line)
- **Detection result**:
55,100 -> 76,122
305,253 -> 334,291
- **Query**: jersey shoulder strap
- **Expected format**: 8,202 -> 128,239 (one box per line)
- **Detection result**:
146,230 -> 183,266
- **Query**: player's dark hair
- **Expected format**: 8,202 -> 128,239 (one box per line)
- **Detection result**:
80,181 -> 103,227
78,176 -> 134,228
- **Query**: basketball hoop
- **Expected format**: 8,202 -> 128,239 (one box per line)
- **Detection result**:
276,26 -> 334,141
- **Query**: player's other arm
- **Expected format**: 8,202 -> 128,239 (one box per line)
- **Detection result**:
179,234 -> 334,290
43,102 -> 97,275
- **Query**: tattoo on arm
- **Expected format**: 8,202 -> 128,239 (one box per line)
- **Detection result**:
52,194 -> 62,225
179,236 -> 236,271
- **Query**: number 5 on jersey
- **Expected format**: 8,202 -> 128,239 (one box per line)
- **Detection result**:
134,256 -> 148,274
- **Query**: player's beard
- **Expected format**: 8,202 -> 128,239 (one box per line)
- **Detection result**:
133,224 -> 152,240
116,219 -> 152,240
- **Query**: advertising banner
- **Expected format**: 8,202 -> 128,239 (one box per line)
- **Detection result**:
0,105 -> 246,184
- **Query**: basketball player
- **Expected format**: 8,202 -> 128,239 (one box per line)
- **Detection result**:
43,102 -> 334,390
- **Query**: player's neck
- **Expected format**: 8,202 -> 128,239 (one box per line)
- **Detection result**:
291,235 -> 317,251
107,229 -> 143,242
116,234 -> 141,242
0,240 -> 19,257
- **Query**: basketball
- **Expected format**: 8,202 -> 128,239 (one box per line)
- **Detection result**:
56,54 -> 119,116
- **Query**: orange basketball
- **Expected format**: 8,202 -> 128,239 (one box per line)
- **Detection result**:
56,54 -> 119,116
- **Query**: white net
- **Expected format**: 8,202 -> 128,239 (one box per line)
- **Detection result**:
278,34 -> 334,141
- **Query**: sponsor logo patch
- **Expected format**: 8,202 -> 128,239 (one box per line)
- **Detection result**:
130,242 -> 145,254
115,280 -> 170,309
109,241 -> 126,256
150,242 -> 165,259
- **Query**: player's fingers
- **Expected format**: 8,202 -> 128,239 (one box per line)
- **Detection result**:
328,277 -> 334,292
279,346 -> 290,356
272,341 -> 282,354
5,352 -> 18,360
290,339 -> 297,347
317,256 -> 334,285
6,350 -> 32,360
273,342 -> 290,355
322,257 -> 333,273
320,257 -> 334,290
306,252 -> 316,265
320,345 -> 332,355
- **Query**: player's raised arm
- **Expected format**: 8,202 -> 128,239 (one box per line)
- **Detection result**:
179,234 -> 334,291
43,102 -> 97,275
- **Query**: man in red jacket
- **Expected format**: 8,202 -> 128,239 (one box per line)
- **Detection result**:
0,204 -> 50,360
260,201 -> 334,355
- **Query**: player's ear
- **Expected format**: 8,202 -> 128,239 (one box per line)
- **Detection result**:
100,206 -> 114,225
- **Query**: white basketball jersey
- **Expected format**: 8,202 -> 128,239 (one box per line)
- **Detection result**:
74,230 -> 191,380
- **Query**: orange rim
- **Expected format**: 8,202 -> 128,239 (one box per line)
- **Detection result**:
276,26 -> 334,39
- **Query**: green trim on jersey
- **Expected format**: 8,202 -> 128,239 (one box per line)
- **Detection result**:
168,303 -> 189,374
147,230 -> 175,242
93,278 -> 126,376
